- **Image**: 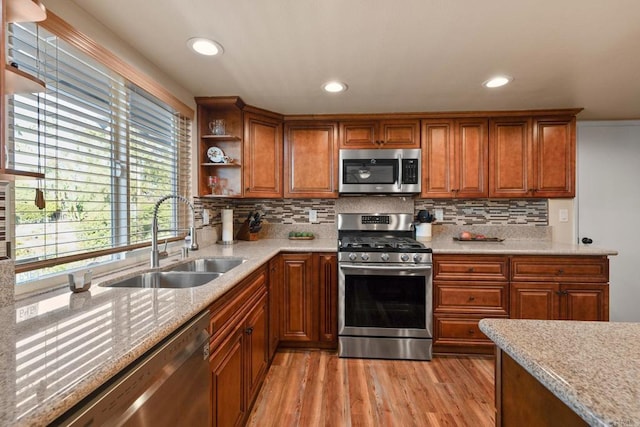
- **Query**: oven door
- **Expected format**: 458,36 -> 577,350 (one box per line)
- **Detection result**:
338,263 -> 433,338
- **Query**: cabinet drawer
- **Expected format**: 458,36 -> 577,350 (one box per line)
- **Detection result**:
434,282 -> 508,315
510,256 -> 608,283
434,315 -> 496,343
433,255 -> 509,281
209,269 -> 267,339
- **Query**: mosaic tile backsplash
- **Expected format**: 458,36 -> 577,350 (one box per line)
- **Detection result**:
195,196 -> 548,228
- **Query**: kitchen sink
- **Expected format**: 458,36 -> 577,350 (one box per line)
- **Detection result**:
169,257 -> 246,273
100,271 -> 221,289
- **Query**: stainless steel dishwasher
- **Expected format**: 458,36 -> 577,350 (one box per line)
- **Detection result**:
54,311 -> 210,426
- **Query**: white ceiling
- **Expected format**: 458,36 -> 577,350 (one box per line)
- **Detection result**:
66,0 -> 640,120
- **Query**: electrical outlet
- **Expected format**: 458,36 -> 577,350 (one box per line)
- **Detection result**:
309,209 -> 318,223
435,208 -> 444,221
202,209 -> 210,225
559,208 -> 569,223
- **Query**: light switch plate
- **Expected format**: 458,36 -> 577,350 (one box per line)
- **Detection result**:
202,209 -> 210,225
435,208 -> 444,221
559,208 -> 569,223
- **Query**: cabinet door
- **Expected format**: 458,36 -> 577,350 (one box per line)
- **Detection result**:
510,282 -> 559,320
245,294 -> 269,404
421,120 -> 455,197
379,119 -> 420,148
267,256 -> 282,360
284,122 -> 338,198
210,324 -> 245,427
280,253 -> 317,342
532,116 -> 576,198
339,121 -> 378,148
243,112 -> 283,198
455,119 -> 488,198
489,117 -> 533,198
561,284 -> 609,321
318,253 -> 338,346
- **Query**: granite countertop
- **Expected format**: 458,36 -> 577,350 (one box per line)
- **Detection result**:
429,237 -> 618,256
479,319 -> 640,426
0,236 -> 617,426
0,239 -> 335,427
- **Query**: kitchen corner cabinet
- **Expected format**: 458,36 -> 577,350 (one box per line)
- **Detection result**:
195,96 -> 245,198
421,118 -> 488,198
278,252 -> 338,348
489,115 -> 576,198
433,255 -> 509,355
510,255 -> 609,321
284,121 -> 339,198
339,119 -> 420,149
208,266 -> 269,427
243,109 -> 283,198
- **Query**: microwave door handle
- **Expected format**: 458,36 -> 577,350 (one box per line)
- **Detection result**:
397,153 -> 402,190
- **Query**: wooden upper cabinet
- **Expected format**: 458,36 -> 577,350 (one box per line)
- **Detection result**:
243,111 -> 283,198
284,121 -> 339,198
422,119 -> 488,198
489,115 -> 576,198
339,119 -> 420,149
489,117 -> 533,198
532,116 -> 576,198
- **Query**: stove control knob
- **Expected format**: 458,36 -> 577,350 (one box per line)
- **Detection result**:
361,253 -> 370,261
380,253 -> 390,262
400,253 -> 410,262
348,253 -> 357,261
413,254 -> 423,263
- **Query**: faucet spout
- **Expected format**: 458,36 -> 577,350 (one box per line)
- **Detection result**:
150,195 -> 199,268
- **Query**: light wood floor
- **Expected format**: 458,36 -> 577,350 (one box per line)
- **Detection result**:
247,350 -> 495,427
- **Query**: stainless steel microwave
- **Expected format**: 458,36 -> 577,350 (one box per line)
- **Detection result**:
339,148 -> 421,194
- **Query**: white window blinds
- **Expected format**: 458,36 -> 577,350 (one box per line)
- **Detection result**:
7,23 -> 191,282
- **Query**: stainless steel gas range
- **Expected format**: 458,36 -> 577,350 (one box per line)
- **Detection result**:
337,213 -> 433,361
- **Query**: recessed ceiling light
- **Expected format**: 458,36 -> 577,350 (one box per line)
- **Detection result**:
322,81 -> 348,93
187,37 -> 224,56
483,76 -> 513,88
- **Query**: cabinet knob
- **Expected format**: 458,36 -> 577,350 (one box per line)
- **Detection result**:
468,329 -> 475,335
245,326 -> 254,335
467,267 -> 474,273
557,269 -> 564,275
468,296 -> 475,302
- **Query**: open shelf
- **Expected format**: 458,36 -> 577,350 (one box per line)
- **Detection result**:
202,134 -> 241,141
5,63 -> 46,94
6,0 -> 47,23
201,162 -> 242,167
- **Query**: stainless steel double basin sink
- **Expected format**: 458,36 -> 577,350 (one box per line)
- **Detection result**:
100,257 -> 246,289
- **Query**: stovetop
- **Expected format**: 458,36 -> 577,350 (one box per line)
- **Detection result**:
339,235 -> 431,252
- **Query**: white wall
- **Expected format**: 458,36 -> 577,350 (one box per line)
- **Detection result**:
577,120 -> 640,322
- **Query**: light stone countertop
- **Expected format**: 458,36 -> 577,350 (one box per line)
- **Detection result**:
0,239 -> 335,427
479,319 -> 640,427
0,236 -> 617,426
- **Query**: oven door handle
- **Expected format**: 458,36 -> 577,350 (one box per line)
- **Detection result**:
340,264 -> 432,272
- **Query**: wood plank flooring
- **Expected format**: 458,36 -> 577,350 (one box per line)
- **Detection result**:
247,350 -> 495,427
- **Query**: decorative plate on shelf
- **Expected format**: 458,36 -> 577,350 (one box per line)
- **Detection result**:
207,146 -> 225,163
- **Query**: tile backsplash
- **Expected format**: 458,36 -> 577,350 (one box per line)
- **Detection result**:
196,196 -> 548,228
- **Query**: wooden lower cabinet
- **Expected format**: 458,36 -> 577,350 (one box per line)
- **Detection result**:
208,267 -> 269,427
510,255 -> 609,321
267,256 -> 282,360
434,254 -> 610,355
496,350 -> 587,426
433,255 -> 509,355
278,252 -> 338,348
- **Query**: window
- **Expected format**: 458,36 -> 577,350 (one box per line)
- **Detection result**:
7,22 -> 192,285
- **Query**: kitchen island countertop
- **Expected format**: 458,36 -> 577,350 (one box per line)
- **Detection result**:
479,318 -> 640,426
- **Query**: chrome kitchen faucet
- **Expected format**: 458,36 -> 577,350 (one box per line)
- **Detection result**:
150,195 -> 199,268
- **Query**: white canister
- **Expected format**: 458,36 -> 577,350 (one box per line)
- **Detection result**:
221,208 -> 234,242
416,223 -> 432,241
